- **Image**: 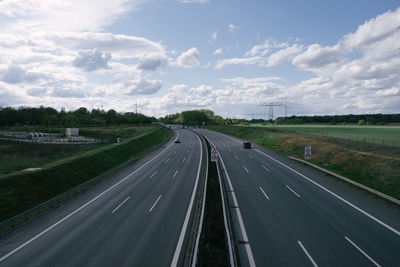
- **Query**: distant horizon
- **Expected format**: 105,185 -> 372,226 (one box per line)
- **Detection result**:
1,1 -> 399,118
1,105 -> 400,121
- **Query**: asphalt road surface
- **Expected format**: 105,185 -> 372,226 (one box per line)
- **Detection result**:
196,128 -> 400,267
0,128 -> 203,267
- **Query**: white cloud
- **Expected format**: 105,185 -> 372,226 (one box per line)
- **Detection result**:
228,24 -> 239,33
39,32 -> 166,59
137,54 -> 168,71
213,48 -> 223,55
292,44 -> 344,69
0,0 -> 169,112
177,0 -> 209,3
0,65 -> 46,84
375,88 -> 400,97
125,78 -> 163,95
211,31 -> 218,42
72,49 -> 111,72
0,0 -> 140,33
342,7 -> 400,48
215,40 -> 301,69
52,87 -> 86,98
215,56 -> 264,69
245,39 -> 288,57
176,47 -> 200,68
264,44 -> 303,67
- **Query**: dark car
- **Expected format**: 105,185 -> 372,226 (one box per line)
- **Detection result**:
243,141 -> 251,149
174,138 -> 181,143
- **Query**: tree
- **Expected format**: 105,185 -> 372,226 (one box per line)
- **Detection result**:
180,110 -> 209,123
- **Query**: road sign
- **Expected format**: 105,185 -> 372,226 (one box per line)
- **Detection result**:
304,146 -> 312,160
211,147 -> 218,162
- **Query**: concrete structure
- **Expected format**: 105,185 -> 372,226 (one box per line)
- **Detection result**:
65,128 -> 79,137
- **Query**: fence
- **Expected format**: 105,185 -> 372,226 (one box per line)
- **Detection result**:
0,137 -> 106,145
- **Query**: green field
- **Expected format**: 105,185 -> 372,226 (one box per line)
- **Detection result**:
0,126 -> 173,222
0,125 -> 155,176
248,124 -> 400,147
206,125 -> 400,200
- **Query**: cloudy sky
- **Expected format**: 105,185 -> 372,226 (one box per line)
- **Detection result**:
0,0 -> 399,118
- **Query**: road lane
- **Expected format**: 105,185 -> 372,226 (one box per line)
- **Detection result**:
0,128 -> 205,267
196,128 -> 400,266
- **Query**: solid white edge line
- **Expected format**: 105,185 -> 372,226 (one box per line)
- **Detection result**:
173,170 -> 179,178
191,138 -> 209,267
298,241 -> 318,267
0,137 -> 176,263
209,127 -> 400,236
243,166 -> 249,173
259,187 -> 270,200
344,236 -> 381,267
171,132 -> 203,267
149,195 -> 162,212
211,128 -> 400,236
204,135 -> 256,267
112,196 -> 131,213
253,147 -> 400,236
286,185 -> 300,198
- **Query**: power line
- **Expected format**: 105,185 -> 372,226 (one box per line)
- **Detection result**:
258,102 -> 286,121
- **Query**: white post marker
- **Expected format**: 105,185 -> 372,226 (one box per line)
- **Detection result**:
211,147 -> 218,162
304,146 -> 312,160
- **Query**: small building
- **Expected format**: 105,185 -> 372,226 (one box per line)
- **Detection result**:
66,128 -> 79,137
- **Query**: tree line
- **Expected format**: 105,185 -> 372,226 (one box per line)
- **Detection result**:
160,110 -> 400,126
0,106 -> 156,127
159,109 -> 225,125
274,114 -> 400,125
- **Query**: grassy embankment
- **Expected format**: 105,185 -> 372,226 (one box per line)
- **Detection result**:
0,125 -> 153,176
0,126 -> 173,222
206,125 -> 400,200
247,124 -> 400,148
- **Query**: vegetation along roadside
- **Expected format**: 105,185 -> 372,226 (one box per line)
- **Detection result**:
0,126 -> 173,222
205,125 -> 400,201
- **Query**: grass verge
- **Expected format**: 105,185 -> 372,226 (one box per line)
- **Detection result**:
198,140 -> 229,267
205,125 -> 400,201
0,126 -> 173,222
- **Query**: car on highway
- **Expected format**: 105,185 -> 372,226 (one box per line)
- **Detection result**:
243,141 -> 251,149
174,138 -> 181,143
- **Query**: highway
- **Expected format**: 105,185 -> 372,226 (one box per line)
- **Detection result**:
0,128 -> 205,267
196,128 -> 400,267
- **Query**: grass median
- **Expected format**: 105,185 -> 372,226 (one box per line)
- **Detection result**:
205,125 -> 400,201
0,126 -> 173,222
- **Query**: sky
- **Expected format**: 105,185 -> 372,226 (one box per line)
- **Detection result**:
0,0 -> 399,119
